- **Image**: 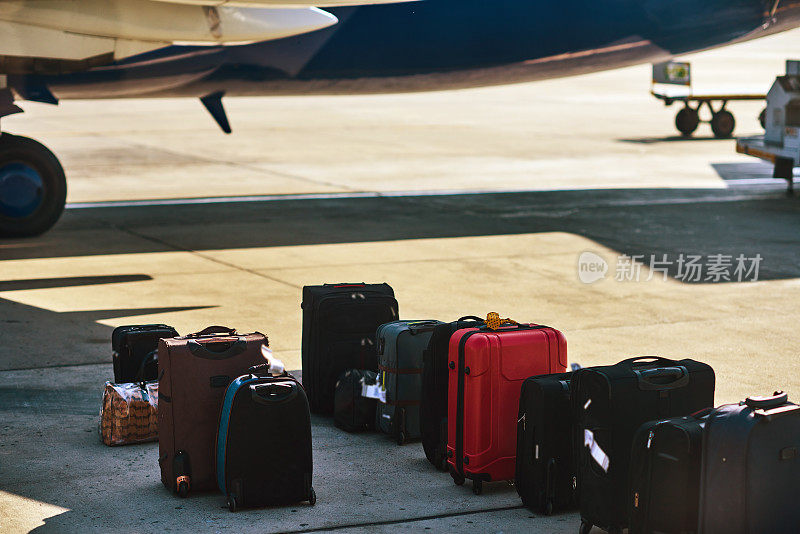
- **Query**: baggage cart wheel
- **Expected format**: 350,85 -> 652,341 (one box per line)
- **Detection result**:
472,480 -> 483,495
308,487 -> 317,506
227,494 -> 238,513
396,431 -> 406,446
177,480 -> 189,498
451,470 -> 465,486
579,520 -> 592,534
710,110 -> 735,138
675,106 -> 700,136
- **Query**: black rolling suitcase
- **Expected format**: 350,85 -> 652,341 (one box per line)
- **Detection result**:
334,369 -> 378,432
419,316 -> 484,470
216,367 -> 315,512
573,356 -> 715,534
698,391 -> 800,534
112,324 -> 178,383
301,283 -> 398,414
515,372 -> 578,515
628,411 -> 708,534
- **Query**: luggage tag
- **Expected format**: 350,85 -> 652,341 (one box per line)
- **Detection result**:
260,344 -> 286,376
361,381 -> 386,403
584,429 -> 610,472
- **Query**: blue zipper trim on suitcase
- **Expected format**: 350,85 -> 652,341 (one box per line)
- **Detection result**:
217,375 -> 261,493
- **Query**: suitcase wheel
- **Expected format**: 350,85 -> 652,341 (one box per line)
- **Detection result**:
544,499 -> 553,516
308,487 -> 317,506
472,480 -> 483,496
396,431 -> 406,446
450,470 -> 465,486
438,457 -> 448,472
578,520 -> 592,534
227,494 -> 238,513
176,476 -> 190,498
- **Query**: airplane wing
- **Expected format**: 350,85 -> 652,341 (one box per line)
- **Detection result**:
0,0 -> 414,68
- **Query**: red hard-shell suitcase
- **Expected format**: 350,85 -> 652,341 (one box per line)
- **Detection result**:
447,321 -> 567,494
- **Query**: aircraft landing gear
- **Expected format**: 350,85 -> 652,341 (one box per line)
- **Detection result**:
0,133 -> 66,238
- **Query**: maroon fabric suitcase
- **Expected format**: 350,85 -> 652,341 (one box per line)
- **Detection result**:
158,326 -> 268,496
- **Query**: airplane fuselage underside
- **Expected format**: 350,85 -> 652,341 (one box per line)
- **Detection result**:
8,0 -> 800,100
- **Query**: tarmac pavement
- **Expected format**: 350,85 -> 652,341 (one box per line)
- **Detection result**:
2,29 -> 800,533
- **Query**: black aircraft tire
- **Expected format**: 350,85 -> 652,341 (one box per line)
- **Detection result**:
675,107 -> 700,136
711,110 -> 736,139
0,133 -> 67,238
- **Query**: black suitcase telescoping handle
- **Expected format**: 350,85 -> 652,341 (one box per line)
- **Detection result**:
745,391 -> 788,410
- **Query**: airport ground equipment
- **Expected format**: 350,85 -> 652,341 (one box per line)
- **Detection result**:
698,392 -> 800,534
447,319 -> 567,495
157,326 -> 268,496
301,283 -> 398,414
737,60 -> 800,193
420,315 -> 485,471
216,368 -> 315,512
515,371 -> 578,515
651,61 -> 765,138
573,356 -> 715,534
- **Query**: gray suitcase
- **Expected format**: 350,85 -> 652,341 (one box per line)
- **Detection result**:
375,320 -> 442,444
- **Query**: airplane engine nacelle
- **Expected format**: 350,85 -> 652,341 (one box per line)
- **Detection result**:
0,0 -> 338,66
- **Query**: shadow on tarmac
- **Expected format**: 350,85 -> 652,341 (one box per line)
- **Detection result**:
2,186 -> 797,281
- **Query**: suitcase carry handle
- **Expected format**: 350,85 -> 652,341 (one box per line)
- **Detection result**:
325,283 -> 366,288
134,350 -> 158,384
186,325 -> 237,338
250,382 -> 297,404
457,316 -> 484,322
744,391 -> 788,410
477,323 -> 548,332
634,366 -> 689,390
408,320 -> 441,334
623,356 -> 678,368
187,339 -> 246,359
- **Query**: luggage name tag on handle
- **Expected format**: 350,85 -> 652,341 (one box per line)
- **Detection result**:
250,344 -> 285,376
361,379 -> 386,403
485,312 -> 519,330
583,429 -> 610,472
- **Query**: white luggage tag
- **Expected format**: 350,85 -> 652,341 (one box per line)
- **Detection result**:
361,381 -> 386,403
584,429 -> 610,472
260,344 -> 286,376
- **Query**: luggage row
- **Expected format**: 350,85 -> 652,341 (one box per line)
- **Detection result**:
98,282 -> 800,532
